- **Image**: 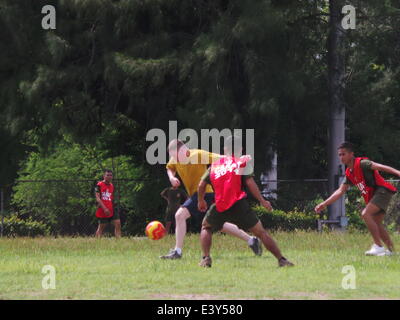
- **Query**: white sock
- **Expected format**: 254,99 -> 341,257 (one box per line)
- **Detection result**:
175,247 -> 182,255
247,237 -> 255,246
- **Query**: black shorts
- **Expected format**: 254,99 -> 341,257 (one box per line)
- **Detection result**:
97,210 -> 120,224
204,198 -> 259,232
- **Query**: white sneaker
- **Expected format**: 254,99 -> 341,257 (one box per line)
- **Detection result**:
365,244 -> 386,256
384,249 -> 394,256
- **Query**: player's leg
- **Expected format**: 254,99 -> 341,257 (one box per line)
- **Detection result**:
229,199 -> 293,266
112,219 -> 121,238
199,204 -> 224,268
160,197 -> 193,259
362,202 -> 388,255
220,222 -> 262,256
96,223 -> 107,238
220,222 -> 250,241
200,220 -> 213,260
373,211 -> 394,252
174,206 -> 191,249
249,222 -> 281,258
361,202 -> 383,247
248,222 -> 293,267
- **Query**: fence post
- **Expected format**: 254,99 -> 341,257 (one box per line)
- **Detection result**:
1,188 -> 4,237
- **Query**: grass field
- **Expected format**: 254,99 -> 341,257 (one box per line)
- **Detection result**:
1,232 -> 400,300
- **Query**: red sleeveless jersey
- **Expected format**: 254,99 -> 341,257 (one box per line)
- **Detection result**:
345,157 -> 397,204
95,181 -> 114,218
210,156 -> 250,212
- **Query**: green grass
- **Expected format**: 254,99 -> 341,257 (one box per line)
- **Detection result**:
1,232 -> 400,300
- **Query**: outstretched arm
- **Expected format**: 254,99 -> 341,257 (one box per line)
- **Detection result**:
314,183 -> 349,213
370,162 -> 400,177
244,177 -> 273,211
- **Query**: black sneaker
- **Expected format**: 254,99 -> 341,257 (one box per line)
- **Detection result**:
249,237 -> 263,256
160,249 -> 182,259
278,257 -> 294,267
199,256 -> 212,268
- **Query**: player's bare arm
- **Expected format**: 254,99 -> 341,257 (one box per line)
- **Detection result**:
167,168 -> 180,187
244,177 -> 273,211
96,192 -> 110,215
314,183 -> 350,213
197,180 -> 208,212
370,162 -> 400,177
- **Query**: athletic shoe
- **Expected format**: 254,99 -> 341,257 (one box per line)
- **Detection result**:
278,257 -> 294,267
249,237 -> 263,256
199,256 -> 212,268
384,249 -> 394,256
365,244 -> 386,256
160,249 -> 182,259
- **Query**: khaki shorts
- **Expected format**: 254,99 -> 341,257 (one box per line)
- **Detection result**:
370,187 -> 395,213
203,198 -> 259,232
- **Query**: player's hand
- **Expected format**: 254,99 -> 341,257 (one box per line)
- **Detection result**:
198,199 -> 208,212
104,208 -> 111,216
239,155 -> 252,163
170,177 -> 181,188
314,203 -> 326,213
260,199 -> 273,211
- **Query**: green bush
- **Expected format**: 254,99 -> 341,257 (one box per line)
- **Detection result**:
253,205 -> 317,231
2,214 -> 50,237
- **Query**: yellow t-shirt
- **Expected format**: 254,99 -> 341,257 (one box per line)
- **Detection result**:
166,149 -> 220,196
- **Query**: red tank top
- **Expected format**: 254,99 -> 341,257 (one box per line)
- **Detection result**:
210,156 -> 249,212
95,181 -> 114,218
345,157 -> 397,204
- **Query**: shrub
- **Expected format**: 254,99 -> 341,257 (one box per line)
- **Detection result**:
2,214 -> 50,237
253,205 -> 317,231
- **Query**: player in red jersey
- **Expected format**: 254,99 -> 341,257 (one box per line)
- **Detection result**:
197,136 -> 293,267
315,142 -> 399,256
95,169 -> 121,238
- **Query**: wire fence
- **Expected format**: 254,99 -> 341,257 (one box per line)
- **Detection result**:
1,178 -> 400,237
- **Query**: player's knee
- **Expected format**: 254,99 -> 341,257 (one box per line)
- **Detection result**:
175,208 -> 190,221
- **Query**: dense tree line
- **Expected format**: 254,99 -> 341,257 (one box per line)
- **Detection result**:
1,0 -> 400,186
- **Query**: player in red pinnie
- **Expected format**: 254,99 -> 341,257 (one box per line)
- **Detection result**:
95,169 -> 121,238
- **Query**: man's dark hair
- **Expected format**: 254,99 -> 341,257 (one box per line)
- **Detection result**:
338,142 -> 355,152
104,169 -> 113,174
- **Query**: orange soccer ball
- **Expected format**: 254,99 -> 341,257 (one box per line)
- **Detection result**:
145,221 -> 167,240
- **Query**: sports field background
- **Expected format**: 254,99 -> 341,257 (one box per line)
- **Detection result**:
1,232 -> 399,300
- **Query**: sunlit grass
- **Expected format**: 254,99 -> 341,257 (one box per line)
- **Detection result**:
0,232 -> 399,299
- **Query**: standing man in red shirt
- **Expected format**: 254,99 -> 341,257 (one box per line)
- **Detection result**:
95,169 -> 121,238
315,142 -> 399,256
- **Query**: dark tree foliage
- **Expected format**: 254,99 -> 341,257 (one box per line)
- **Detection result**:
1,0 -> 400,186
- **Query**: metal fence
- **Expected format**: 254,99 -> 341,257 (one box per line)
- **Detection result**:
0,179 -> 164,237
1,178 -> 400,237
